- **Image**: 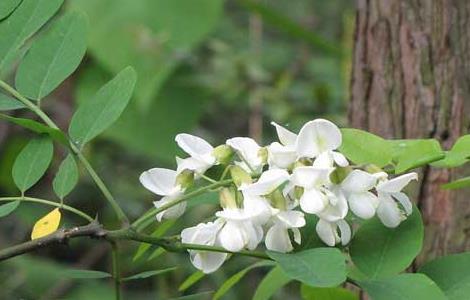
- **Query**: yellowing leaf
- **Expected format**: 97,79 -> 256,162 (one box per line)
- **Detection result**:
31,208 -> 61,240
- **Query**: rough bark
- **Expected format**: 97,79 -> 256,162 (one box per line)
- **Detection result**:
350,0 -> 470,267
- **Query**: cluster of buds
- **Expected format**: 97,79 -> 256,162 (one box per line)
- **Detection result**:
140,119 -> 418,273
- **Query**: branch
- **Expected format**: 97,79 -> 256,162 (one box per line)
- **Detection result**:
0,221 -> 106,261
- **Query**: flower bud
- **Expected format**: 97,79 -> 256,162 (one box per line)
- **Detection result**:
293,158 -> 312,170
365,164 -> 384,174
213,145 -> 234,165
258,147 -> 268,164
219,187 -> 238,209
229,165 -> 252,187
294,186 -> 304,200
176,169 -> 194,189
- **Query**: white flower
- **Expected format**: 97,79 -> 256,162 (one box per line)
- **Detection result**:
175,133 -> 217,175
181,220 -> 227,273
139,168 -> 186,221
316,186 -> 349,222
375,172 -> 418,228
291,166 -> 334,214
341,170 -> 379,219
226,137 -> 264,174
239,169 -> 290,196
267,122 -> 298,169
215,208 -> 263,252
265,210 -> 305,252
316,219 -> 351,247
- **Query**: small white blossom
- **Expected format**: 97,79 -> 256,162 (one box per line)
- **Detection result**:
226,137 -> 264,174
175,133 -> 217,175
316,218 -> 351,247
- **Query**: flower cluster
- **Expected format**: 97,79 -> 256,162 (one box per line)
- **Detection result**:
140,119 -> 418,273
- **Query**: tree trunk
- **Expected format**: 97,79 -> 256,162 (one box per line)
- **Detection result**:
350,0 -> 470,268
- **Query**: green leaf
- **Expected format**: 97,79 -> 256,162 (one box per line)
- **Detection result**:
0,201 -> 20,218
339,128 -> 392,167
0,0 -> 21,20
359,274 -> 446,300
432,135 -> 470,168
170,291 -> 214,300
62,269 -> 112,279
15,11 -> 88,100
12,137 -> 54,192
213,261 -> 275,300
442,176 -> 470,190
0,113 -> 68,145
121,267 -> 177,282
349,207 -> 423,279
52,154 -> 79,199
0,93 -> 25,110
68,66 -> 137,147
0,0 -> 64,73
133,220 -> 175,261
389,139 -> 444,173
179,271 -> 205,292
252,266 -> 291,300
419,252 -> 470,299
267,248 -> 346,287
300,284 -> 358,300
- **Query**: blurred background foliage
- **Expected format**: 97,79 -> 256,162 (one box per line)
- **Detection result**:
0,0 -> 354,299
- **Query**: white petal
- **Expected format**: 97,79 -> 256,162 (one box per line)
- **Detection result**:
312,151 -> 334,168
291,166 -> 333,189
240,169 -> 289,196
226,137 -> 262,171
299,188 -> 328,214
337,219 -> 351,245
377,195 -> 403,228
267,142 -> 297,169
243,194 -> 272,225
347,192 -> 378,219
181,221 -> 222,245
175,133 -> 214,159
341,170 -> 377,193
154,196 -> 186,221
271,122 -> 298,146
218,221 -> 246,252
265,225 -> 293,253
276,210 -> 306,228
392,192 -> 413,215
316,219 -> 338,247
191,251 -> 227,274
296,119 -> 342,158
318,189 -> 348,222
215,208 -> 249,222
292,227 -> 302,245
332,152 -> 349,167
242,222 -> 263,250
376,172 -> 418,193
140,168 -> 178,196
176,156 -> 212,175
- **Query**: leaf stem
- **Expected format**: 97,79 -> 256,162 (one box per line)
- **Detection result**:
0,197 -> 93,222
0,79 -> 128,225
131,179 -> 232,230
111,242 -> 122,300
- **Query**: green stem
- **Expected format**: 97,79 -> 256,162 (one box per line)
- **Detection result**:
0,197 -> 93,222
0,79 -> 128,225
131,179 -> 233,230
111,242 -> 122,300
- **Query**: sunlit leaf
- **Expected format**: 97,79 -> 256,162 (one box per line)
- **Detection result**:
389,139 -> 444,173
0,0 -> 64,73
419,252 -> 470,299
62,269 -> 112,279
178,271 -> 205,292
0,201 -> 20,218
359,274 -> 446,300
214,261 -> 275,300
68,66 -> 137,147
339,128 -> 392,167
432,135 -> 470,168
12,137 -> 54,192
442,176 -> 470,190
121,267 -> 177,282
53,154 -> 79,200
15,11 -> 88,100
31,208 -> 61,240
252,266 -> 291,300
267,248 -> 346,287
349,206 -> 423,279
